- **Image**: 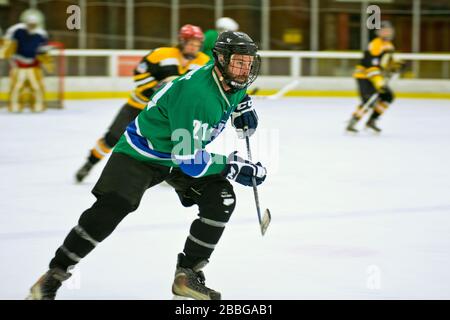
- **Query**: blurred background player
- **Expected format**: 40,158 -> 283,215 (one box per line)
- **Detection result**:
346,21 -> 405,133
75,24 -> 209,183
0,9 -> 53,113
202,17 -> 239,61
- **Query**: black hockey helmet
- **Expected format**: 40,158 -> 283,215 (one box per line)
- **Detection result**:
212,31 -> 261,92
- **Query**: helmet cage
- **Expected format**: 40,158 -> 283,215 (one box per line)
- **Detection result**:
213,43 -> 261,92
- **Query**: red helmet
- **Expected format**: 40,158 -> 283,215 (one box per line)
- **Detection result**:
178,24 -> 204,42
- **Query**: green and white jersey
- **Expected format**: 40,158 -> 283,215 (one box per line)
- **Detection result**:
114,63 -> 247,177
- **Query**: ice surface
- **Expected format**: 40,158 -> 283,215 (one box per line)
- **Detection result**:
1,97 -> 450,299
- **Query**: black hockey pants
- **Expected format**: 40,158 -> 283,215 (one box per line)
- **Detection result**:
50,152 -> 236,271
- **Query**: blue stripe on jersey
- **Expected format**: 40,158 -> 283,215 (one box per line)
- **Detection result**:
126,121 -> 172,159
178,150 -> 211,177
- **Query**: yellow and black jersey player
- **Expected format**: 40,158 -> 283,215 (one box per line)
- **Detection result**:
75,24 -> 209,182
346,21 -> 405,133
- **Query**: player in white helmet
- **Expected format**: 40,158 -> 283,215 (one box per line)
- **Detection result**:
202,17 -> 239,61
0,9 -> 52,112
216,17 -> 239,32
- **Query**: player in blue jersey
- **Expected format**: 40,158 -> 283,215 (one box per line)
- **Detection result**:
1,9 -> 52,112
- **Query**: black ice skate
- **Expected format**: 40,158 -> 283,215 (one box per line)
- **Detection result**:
27,268 -> 71,300
366,118 -> 382,133
172,253 -> 221,300
75,161 -> 94,182
346,117 -> 359,133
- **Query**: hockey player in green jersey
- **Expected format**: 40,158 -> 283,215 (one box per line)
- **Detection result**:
27,31 -> 266,300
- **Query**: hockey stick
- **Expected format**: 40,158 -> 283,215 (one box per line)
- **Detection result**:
247,87 -> 260,96
359,91 -> 380,114
252,79 -> 300,100
244,134 -> 271,236
267,79 -> 299,100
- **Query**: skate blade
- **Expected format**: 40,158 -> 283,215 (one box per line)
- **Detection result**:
364,126 -> 381,135
172,294 -> 192,300
25,290 -> 40,300
344,130 -> 358,136
158,181 -> 172,188
25,294 -> 38,300
260,209 -> 271,236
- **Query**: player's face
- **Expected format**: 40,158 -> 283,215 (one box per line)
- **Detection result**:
379,27 -> 394,41
26,22 -> 38,31
227,54 -> 254,83
182,39 -> 202,57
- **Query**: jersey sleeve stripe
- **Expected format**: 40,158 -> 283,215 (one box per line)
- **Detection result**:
135,76 -> 156,87
176,150 -> 213,178
159,58 -> 179,67
124,121 -> 172,160
130,92 -> 149,105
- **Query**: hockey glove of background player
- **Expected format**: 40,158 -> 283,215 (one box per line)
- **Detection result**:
231,94 -> 258,139
223,151 -> 267,186
388,60 -> 406,74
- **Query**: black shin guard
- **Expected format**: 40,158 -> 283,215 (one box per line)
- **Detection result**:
88,152 -> 102,165
369,109 -> 382,121
182,181 -> 236,267
50,193 -> 136,271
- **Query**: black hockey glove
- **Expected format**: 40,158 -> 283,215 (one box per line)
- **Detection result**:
231,94 -> 258,139
223,151 -> 267,187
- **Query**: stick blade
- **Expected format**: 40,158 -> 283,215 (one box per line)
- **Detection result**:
260,209 -> 271,236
